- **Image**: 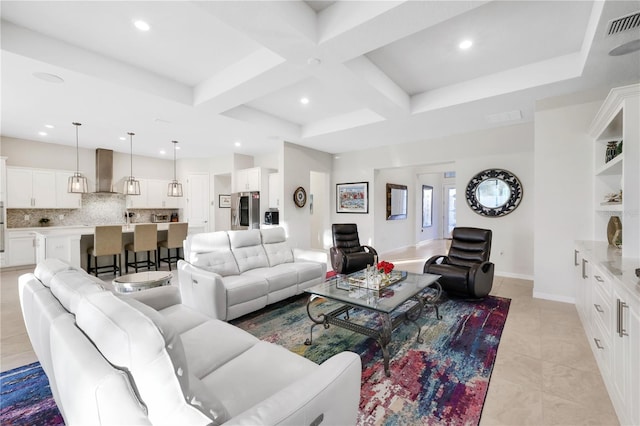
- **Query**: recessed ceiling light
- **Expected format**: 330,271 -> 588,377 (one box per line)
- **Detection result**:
459,39 -> 473,50
307,57 -> 322,66
134,20 -> 150,31
119,136 -> 126,141
38,131 -> 47,136
300,97 -> 310,105
44,124 -> 55,129
234,141 -> 241,147
159,150 -> 166,155
33,72 -> 64,83
175,146 -> 181,150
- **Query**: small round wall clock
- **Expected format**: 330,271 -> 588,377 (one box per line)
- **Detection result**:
293,186 -> 307,208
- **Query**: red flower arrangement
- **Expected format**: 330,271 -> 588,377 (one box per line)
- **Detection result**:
377,261 -> 394,274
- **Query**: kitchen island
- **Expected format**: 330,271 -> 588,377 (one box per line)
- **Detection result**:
29,223 -> 175,271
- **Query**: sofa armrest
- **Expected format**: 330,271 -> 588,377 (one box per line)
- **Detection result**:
293,248 -> 328,265
177,260 -> 228,320
123,285 -> 182,311
362,245 -> 378,256
226,351 -> 361,426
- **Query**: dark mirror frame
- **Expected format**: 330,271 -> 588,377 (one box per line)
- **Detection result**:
466,168 -> 523,217
386,183 -> 408,220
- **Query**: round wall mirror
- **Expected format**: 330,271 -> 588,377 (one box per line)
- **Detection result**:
466,169 -> 522,217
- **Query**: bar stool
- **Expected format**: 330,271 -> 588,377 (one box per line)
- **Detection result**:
87,225 -> 123,276
157,222 -> 188,271
125,224 -> 158,273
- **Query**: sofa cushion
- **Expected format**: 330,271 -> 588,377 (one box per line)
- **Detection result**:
228,230 -> 269,272
180,319 -> 259,379
189,232 -> 239,277
75,292 -> 213,425
261,228 -> 294,266
157,304 -> 211,335
50,270 -> 104,313
288,261 -> 325,285
199,341 -> 317,418
34,258 -> 77,288
222,275 -> 269,306
244,265 -> 298,292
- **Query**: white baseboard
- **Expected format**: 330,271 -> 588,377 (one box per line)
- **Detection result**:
532,291 -> 575,304
495,271 -> 533,281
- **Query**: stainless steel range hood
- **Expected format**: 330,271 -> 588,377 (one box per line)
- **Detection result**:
95,148 -> 116,193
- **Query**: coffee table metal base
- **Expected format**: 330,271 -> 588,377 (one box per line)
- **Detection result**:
112,271 -> 172,293
304,288 -> 439,377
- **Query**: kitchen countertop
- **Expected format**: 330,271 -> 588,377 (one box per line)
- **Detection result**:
576,240 -> 640,303
8,223 -> 172,235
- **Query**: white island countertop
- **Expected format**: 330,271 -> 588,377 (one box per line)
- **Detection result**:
11,223 -> 173,236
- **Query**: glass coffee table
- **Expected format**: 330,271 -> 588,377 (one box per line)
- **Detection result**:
304,270 -> 441,376
112,271 -> 172,293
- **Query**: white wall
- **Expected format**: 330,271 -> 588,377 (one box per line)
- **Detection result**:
282,142 -> 332,249
332,123 -> 534,277
534,101 -> 599,302
213,174 -> 231,231
456,151 -> 534,279
374,167 -> 417,253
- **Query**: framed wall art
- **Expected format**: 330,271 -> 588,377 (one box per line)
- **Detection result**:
219,194 -> 231,208
336,182 -> 368,213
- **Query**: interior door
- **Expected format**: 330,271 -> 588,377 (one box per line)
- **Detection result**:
186,173 -> 209,233
443,184 -> 456,239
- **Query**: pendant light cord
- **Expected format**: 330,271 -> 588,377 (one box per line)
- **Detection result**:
172,140 -> 178,180
72,122 -> 81,173
128,132 -> 135,178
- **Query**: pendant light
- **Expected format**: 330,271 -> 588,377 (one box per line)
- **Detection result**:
123,132 -> 141,195
167,140 -> 183,197
67,122 -> 88,193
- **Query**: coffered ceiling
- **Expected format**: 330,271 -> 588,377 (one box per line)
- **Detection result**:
1,1 -> 639,159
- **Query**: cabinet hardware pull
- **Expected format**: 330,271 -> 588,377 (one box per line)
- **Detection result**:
582,259 -> 588,279
594,275 -> 604,283
593,304 -> 604,313
593,338 -> 604,350
619,301 -> 629,337
574,250 -> 579,266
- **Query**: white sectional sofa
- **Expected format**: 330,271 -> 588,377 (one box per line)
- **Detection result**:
19,258 -> 361,425
178,227 -> 327,321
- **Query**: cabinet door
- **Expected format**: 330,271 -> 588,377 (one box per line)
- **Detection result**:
246,168 -> 261,191
127,179 -> 148,208
7,168 -> 33,207
8,234 -> 36,266
268,173 -> 281,208
32,170 -> 57,208
612,291 -> 640,425
146,179 -> 165,208
55,171 -> 82,208
234,169 -> 247,192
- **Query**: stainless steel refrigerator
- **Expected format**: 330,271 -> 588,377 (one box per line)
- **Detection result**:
231,192 -> 260,230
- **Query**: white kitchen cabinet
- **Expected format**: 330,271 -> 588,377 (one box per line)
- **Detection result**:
268,173 -> 281,208
0,157 -> 6,202
7,167 -> 74,208
147,179 -> 179,208
234,167 -> 261,192
574,241 -> 640,425
7,230 -> 36,266
55,171 -> 82,208
126,179 -> 149,208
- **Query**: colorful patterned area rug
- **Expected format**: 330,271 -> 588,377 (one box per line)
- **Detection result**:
231,291 -> 511,426
0,362 -> 64,426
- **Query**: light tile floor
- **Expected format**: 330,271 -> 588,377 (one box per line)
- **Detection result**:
0,241 -> 619,425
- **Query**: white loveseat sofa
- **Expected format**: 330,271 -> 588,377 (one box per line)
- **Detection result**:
19,258 -> 361,425
178,227 -> 327,321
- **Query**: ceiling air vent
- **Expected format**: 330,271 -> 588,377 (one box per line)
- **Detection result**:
607,11 -> 640,36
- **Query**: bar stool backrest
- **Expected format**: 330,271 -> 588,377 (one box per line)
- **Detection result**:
94,225 -> 123,257
132,224 -> 158,252
166,223 -> 188,249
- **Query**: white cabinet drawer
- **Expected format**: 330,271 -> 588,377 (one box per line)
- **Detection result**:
592,283 -> 613,339
592,266 -> 612,296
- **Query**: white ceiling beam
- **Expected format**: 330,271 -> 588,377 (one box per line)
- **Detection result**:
1,20 -> 192,105
302,108 -> 385,138
222,105 -> 301,141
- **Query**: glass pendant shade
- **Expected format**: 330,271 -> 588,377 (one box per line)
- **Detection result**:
167,180 -> 183,197
68,172 -> 88,193
68,122 -> 88,193
167,140 -> 183,197
123,131 -> 141,195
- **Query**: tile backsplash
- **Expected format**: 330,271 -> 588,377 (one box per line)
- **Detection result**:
7,193 -> 178,228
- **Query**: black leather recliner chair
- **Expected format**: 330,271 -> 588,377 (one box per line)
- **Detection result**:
423,227 -> 494,298
330,223 -> 378,274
